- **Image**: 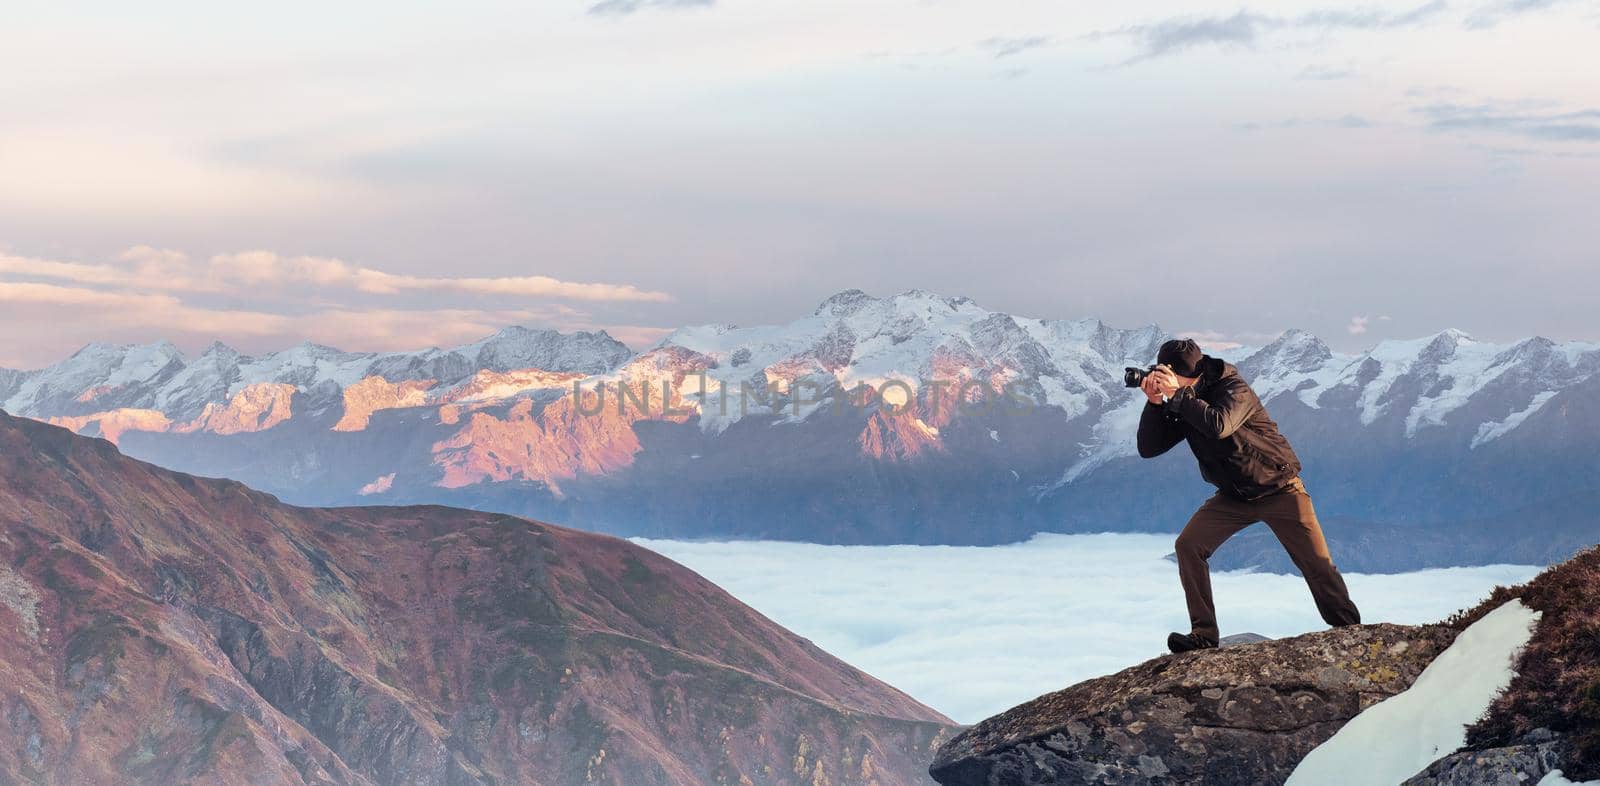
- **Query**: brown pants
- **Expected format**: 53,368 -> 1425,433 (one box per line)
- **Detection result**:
1174,476 -> 1361,644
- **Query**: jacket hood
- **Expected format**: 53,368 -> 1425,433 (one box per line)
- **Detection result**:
1197,355 -> 1239,391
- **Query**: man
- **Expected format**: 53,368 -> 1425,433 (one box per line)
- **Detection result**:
1136,338 -> 1361,654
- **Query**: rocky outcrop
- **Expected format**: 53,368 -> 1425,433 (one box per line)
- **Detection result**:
1445,543 -> 1600,782
1401,728 -> 1568,785
928,623 -> 1458,786
179,381 -> 296,435
332,376 -> 435,431
44,407 -> 171,444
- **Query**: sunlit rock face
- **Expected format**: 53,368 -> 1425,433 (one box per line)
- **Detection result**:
333,377 -> 436,432
181,382 -> 296,435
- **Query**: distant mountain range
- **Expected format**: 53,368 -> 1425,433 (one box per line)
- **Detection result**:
4,289 -> 1596,572
0,410 -> 956,784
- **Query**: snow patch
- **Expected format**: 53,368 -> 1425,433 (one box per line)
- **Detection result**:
1404,334 -> 1512,437
1286,598 -> 1542,786
1540,770 -> 1600,785
1472,390 -> 1558,449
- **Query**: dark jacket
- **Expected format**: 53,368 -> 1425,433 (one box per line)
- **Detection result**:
1136,355 -> 1302,501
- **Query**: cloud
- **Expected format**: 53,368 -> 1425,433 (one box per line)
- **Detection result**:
588,0 -> 713,16
978,36 -> 1053,58
1297,64 -> 1357,80
1419,102 -> 1600,142
208,251 -> 673,302
631,533 -> 1538,723
1348,315 -> 1371,335
1237,115 -> 1375,131
0,280 -> 293,337
1174,329 -> 1245,351
0,247 -> 673,367
1296,0 -> 1449,28
1,248 -> 671,303
1466,0 -> 1578,28
1096,1 -> 1447,63
1100,10 -> 1270,61
0,280 -> 568,348
1175,329 -> 1290,352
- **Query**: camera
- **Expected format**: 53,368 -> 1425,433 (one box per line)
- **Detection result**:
1124,365 -> 1158,388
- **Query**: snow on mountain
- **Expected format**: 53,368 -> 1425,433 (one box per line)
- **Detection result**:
466,326 -> 631,374
1,328 -> 633,423
6,290 -> 1597,455
3,340 -> 186,416
656,289 -> 1161,433
1473,390 -> 1560,449
1236,328 -> 1344,408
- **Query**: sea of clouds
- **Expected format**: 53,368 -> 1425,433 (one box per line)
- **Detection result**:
629,533 -> 1542,724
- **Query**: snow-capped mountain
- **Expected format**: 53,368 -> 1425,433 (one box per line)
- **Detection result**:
2,289 -> 1595,571
1,327 -> 631,420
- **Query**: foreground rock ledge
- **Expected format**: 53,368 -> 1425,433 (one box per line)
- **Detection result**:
928,623 -> 1457,786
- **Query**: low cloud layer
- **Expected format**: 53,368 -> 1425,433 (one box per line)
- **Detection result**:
634,533 -> 1540,723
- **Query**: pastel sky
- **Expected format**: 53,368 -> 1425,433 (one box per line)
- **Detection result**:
2,0 -> 1597,368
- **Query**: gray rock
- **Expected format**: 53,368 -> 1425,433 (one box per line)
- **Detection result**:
929,622 -> 1456,786
1401,729 -> 1567,785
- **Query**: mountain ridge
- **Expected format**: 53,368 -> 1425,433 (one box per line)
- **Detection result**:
5,289 -> 1597,571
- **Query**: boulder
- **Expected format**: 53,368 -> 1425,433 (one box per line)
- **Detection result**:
929,622 -> 1457,786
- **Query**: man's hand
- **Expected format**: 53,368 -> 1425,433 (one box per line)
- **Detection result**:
1141,365 -> 1182,403
1139,371 -> 1164,406
1151,365 -> 1181,399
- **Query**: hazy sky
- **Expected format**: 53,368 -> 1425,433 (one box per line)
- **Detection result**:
3,0 -> 1597,368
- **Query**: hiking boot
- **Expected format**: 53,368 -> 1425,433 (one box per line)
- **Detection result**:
1167,631 -> 1219,654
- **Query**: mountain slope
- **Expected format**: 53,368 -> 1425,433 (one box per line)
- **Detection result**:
6,290 -> 1598,570
0,410 -> 957,785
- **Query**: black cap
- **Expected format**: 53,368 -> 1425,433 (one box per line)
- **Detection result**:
1157,338 -> 1204,378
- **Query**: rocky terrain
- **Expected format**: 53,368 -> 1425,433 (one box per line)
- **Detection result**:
926,623 -> 1458,785
4,289 -> 1598,571
0,410 -> 959,785
1415,541 -> 1600,783
927,544 -> 1600,786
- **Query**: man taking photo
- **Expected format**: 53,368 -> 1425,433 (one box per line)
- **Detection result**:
1136,338 -> 1362,653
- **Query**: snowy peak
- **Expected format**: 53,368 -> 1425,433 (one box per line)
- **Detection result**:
1,326 -> 635,422
813,288 -> 875,318
8,293 -> 1599,459
467,326 -> 631,375
3,340 -> 187,416
1259,328 -> 1334,371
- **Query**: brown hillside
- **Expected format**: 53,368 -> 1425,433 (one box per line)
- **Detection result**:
0,410 -> 958,785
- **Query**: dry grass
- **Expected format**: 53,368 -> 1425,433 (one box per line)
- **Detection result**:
1439,543 -> 1600,780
